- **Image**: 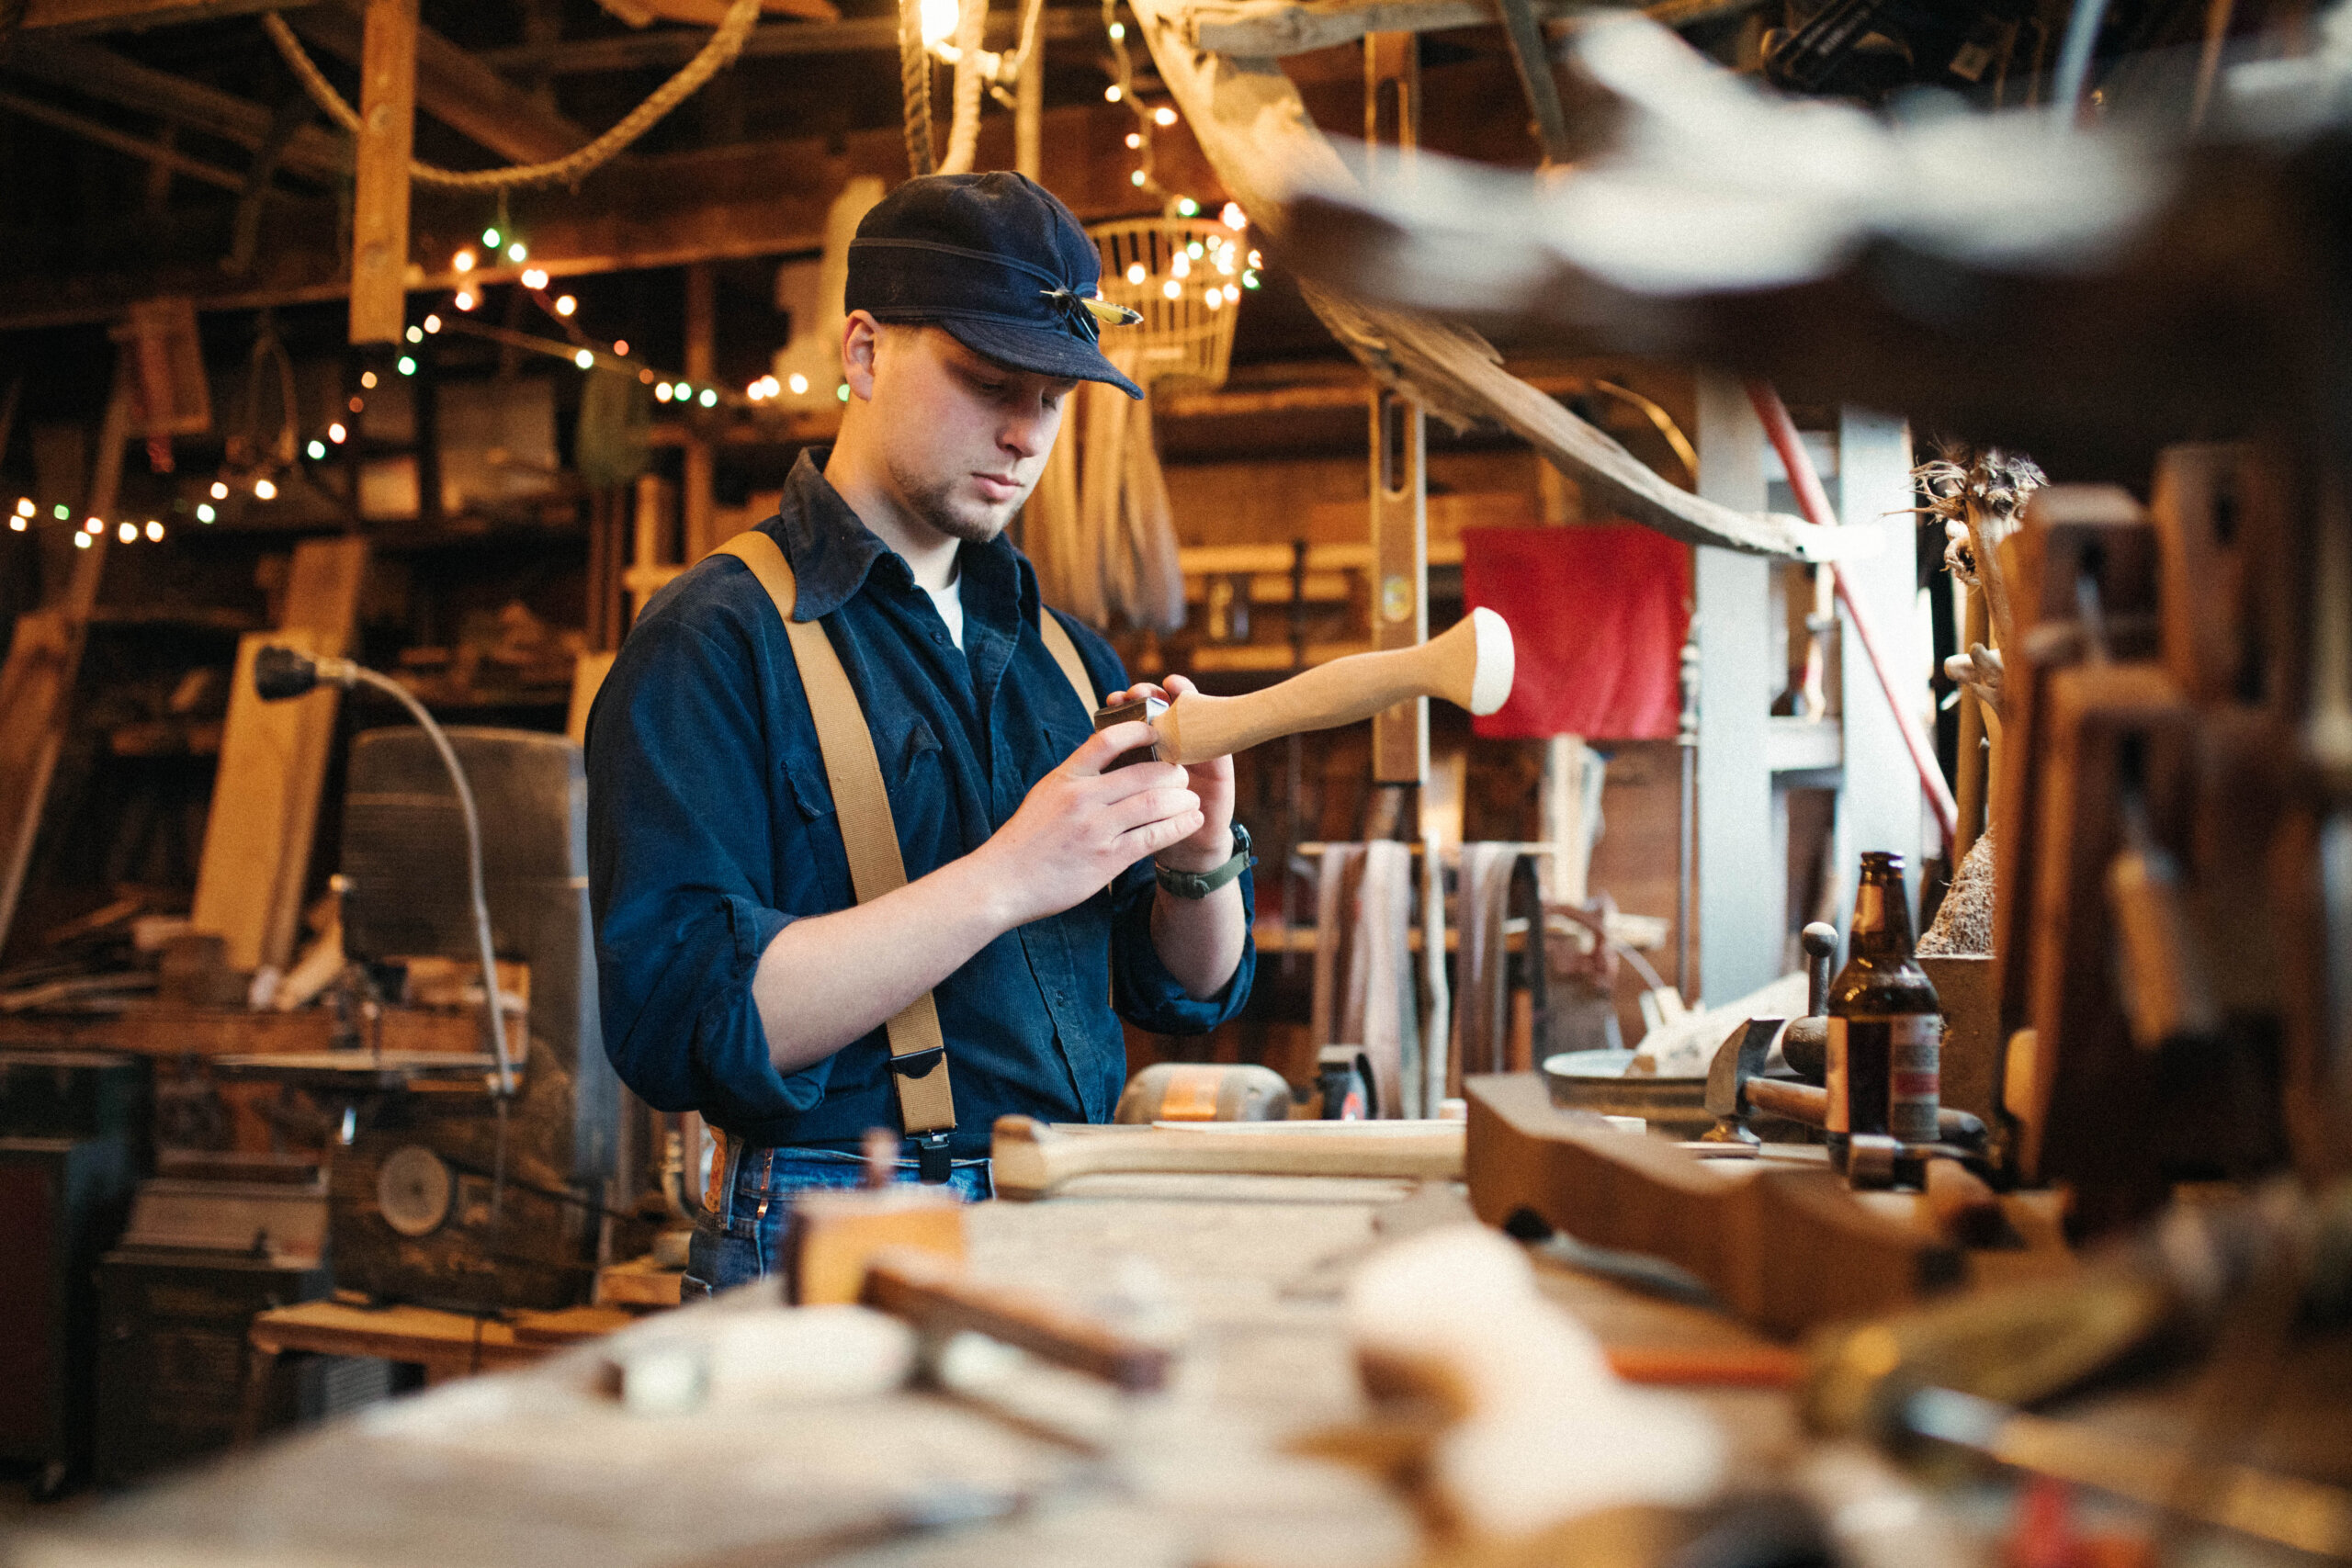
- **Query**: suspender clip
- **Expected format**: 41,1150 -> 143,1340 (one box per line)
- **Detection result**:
912,1131 -> 954,1185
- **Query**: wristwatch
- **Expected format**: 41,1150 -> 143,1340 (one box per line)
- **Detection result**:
1155,821 -> 1253,899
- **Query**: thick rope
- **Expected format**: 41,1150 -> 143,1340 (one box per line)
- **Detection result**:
262,0 -> 761,191
935,0 -> 987,174
897,0 -> 935,176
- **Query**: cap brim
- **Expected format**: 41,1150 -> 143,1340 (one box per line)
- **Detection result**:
940,316 -> 1144,400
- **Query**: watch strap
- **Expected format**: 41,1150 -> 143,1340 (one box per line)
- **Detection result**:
1157,822 -> 1253,899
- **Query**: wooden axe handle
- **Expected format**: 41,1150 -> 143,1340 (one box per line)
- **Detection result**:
1149,609 -> 1513,764
990,1115 -> 1464,1200
860,1249 -> 1171,1392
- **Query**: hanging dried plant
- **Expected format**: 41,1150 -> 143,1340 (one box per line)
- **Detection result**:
1914,443 -> 2046,589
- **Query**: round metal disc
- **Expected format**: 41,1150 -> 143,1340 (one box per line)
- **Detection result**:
377,1145 -> 453,1237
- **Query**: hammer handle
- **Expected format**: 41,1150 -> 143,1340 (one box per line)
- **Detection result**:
991,1115 -> 1464,1199
860,1250 -> 1172,1392
1745,1077 -> 1831,1125
1151,611 -> 1507,763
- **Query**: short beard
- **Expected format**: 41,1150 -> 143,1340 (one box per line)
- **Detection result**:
890,457 -> 1027,546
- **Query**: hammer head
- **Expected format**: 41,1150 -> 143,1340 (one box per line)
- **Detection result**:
1703,1016 -> 1788,1121
1092,694 -> 1169,770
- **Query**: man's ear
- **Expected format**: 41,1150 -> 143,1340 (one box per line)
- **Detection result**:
840,310 -> 883,402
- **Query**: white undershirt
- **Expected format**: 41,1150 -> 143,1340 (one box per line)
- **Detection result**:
924,570 -> 965,651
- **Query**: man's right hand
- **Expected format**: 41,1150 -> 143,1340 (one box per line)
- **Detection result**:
975,721 -> 1203,928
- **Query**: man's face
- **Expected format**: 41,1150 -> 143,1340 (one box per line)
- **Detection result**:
860,322 -> 1080,546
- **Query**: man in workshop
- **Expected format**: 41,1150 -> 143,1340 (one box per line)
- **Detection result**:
586,172 -> 1256,1291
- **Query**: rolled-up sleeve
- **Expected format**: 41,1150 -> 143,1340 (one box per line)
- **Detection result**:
1108,860 -> 1257,1035
585,608 -> 832,1127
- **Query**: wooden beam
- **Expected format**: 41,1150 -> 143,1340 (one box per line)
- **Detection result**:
0,103 -> 1210,330
4,37 -> 350,180
475,8 -> 1090,74
1187,0 -> 1580,57
1365,31 -> 1425,787
0,87 -> 251,191
17,0 -> 318,33
1130,0 -> 1829,559
285,1 -> 592,166
682,260 -> 717,561
349,0 -> 417,346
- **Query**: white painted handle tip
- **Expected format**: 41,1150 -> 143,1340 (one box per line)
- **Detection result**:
1468,607 -> 1515,716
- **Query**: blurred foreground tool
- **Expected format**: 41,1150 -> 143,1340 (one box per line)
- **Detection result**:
1905,1387 -> 2352,1559
1464,1075 -> 1962,1335
990,1114 -> 1464,1199
1807,1179 -> 2352,1548
787,1179 -> 1171,1391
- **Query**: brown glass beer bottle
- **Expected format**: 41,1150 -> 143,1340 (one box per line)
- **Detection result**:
1825,852 -> 1942,1173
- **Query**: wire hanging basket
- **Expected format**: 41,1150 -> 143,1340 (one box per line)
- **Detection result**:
1089,216 -> 1248,393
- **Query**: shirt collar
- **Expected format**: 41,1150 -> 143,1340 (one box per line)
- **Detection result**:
764,446 -> 1040,625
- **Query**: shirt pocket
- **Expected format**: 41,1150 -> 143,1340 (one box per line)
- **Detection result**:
883,716 -> 956,869
784,752 -> 835,823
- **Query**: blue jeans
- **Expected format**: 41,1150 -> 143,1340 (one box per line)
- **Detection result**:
686,1145 -> 993,1294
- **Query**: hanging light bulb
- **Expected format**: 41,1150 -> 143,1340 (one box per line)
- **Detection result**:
1161,279 -> 1181,299
349,396 -> 365,413
575,349 -> 594,369
454,249 -> 477,274
482,227 -> 503,249
14,497 -> 32,517
697,388 -> 718,408
424,314 -> 442,333
506,241 -> 527,264
74,532 -> 91,550
53,503 -> 69,519
118,521 -> 137,543
7,515 -> 23,533
1171,252 -> 1191,278
1186,240 -> 1204,259
1175,197 -> 1199,217
1205,289 -> 1223,311
613,340 -> 629,356
254,478 -> 277,501
454,290 -> 476,311
1221,202 -> 1247,230
655,383 -> 673,403
787,373 -> 808,395
83,516 -> 101,533
1153,106 -> 1177,126
405,326 -> 423,344
144,521 -> 164,541
396,356 -> 417,377
522,269 -> 548,290
209,481 -> 229,500
920,0 -> 956,47
1105,85 -> 1123,103
361,371 -> 379,389
1131,170 -> 1147,186
1107,19 -> 1125,38
308,440 -> 327,459
1126,262 -> 1147,285
329,423 -> 347,444
197,503 -> 216,524
1125,132 -> 1142,150
555,296 -> 577,317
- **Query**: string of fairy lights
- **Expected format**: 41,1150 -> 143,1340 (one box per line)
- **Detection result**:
6,23 -> 1257,546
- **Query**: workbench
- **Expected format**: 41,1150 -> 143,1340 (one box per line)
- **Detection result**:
10,1171 -> 2337,1568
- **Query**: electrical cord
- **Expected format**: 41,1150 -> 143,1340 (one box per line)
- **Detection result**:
261,0 -> 762,191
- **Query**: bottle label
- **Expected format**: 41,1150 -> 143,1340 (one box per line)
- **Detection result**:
1888,1012 -> 1942,1143
1829,1011 -> 1940,1141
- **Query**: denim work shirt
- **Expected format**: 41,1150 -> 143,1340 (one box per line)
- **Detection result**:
585,450 -> 1254,1157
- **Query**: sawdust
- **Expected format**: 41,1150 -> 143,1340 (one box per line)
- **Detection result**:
1920,830 -> 1995,955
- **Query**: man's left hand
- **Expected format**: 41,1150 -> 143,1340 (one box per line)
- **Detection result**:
1106,673 -> 1236,874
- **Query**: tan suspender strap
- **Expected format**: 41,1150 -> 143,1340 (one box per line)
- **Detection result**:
714,533 -> 956,1136
1037,609 -> 1097,713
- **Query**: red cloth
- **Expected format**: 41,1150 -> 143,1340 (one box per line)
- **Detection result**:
1462,525 -> 1690,740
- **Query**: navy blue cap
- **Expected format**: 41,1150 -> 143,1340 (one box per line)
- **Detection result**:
846,172 -> 1143,400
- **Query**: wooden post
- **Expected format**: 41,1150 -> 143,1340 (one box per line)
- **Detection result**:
1954,582 -> 1990,862
1834,408 -> 1928,928
1014,10 -> 1044,178
682,261 -> 718,562
1364,32 -> 1425,788
1692,373 -> 1776,1007
349,0 -> 418,347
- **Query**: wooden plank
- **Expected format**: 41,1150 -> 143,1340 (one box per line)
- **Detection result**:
5,38 -> 350,179
0,1005 -> 490,1056
1127,0 -> 1828,560
17,0 -> 317,32
285,3 -> 592,166
1364,33 -> 1426,787
349,0 -> 418,347
188,538 -> 368,976
0,369 -> 129,958
682,262 -> 718,563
